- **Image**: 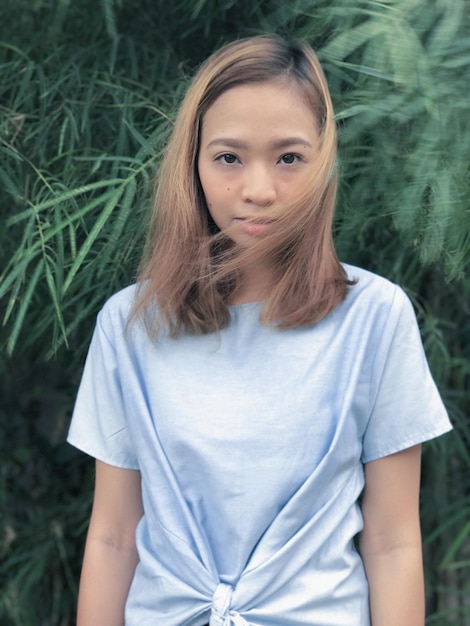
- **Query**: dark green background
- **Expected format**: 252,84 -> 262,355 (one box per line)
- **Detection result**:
0,1 -> 468,623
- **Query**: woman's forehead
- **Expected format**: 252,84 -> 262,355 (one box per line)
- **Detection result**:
200,80 -> 320,141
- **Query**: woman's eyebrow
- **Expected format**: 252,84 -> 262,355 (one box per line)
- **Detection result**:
270,137 -> 313,149
206,138 -> 248,150
206,137 -> 313,150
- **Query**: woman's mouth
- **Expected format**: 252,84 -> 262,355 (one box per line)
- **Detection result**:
235,217 -> 275,237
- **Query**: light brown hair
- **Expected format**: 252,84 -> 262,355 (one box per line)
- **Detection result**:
132,35 -> 351,336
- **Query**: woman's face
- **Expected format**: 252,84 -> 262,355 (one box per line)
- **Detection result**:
197,80 -> 320,246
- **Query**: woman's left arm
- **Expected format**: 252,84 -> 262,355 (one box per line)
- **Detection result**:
360,444 -> 425,626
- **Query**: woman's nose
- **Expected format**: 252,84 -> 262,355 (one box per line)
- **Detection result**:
241,165 -> 276,206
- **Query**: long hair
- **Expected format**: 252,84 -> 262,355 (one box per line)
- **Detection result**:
132,35 -> 351,336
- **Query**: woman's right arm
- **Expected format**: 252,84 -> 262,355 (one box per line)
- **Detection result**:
77,460 -> 144,626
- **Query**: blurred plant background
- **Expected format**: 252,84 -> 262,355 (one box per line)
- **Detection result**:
0,0 -> 468,623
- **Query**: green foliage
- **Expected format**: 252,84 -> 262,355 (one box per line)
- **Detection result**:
0,0 -> 468,624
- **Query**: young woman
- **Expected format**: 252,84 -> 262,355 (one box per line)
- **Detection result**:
68,35 -> 452,626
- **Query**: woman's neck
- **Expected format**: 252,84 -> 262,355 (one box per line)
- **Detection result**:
231,263 -> 275,305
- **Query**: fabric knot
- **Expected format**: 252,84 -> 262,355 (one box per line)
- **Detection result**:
209,583 -> 248,626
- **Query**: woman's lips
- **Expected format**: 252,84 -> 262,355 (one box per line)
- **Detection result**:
235,217 -> 274,237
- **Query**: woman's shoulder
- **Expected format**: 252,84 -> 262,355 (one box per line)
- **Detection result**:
95,283 -> 139,333
102,283 -> 138,310
342,263 -> 405,302
339,263 -> 410,323
343,263 -> 397,290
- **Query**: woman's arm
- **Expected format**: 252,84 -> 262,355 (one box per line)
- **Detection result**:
77,460 -> 144,626
360,444 -> 425,626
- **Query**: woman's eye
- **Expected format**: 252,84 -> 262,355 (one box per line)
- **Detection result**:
280,153 -> 300,164
217,153 -> 238,164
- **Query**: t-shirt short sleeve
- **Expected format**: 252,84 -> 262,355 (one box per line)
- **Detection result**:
361,288 -> 452,463
67,305 -> 139,470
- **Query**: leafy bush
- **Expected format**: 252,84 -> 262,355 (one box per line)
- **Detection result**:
1,0 -> 468,623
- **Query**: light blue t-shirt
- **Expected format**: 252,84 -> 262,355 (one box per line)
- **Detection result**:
68,264 -> 452,626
